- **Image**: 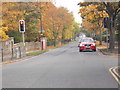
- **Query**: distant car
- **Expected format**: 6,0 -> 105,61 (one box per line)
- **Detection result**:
78,37 -> 96,52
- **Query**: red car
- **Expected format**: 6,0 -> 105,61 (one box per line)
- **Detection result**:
78,37 -> 96,52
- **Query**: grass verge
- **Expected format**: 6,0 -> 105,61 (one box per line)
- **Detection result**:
26,42 -> 70,56
26,50 -> 48,56
99,48 -> 118,54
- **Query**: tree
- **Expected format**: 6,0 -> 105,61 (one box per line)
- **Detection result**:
2,2 -> 78,45
118,13 -> 120,54
102,2 -> 120,51
79,4 -> 108,45
72,22 -> 81,40
0,27 -> 9,41
44,4 -> 75,46
78,2 -> 120,51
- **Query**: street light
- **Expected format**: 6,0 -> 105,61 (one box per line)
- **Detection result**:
36,0 -> 43,50
37,0 -> 48,50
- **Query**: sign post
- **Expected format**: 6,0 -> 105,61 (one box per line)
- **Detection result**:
39,30 -> 46,50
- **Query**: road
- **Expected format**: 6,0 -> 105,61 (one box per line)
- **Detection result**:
2,41 -> 118,88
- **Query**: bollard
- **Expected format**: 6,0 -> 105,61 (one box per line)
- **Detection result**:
19,47 -> 21,58
16,47 -> 19,58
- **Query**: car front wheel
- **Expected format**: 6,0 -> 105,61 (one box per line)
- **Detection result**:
79,49 -> 82,52
93,49 -> 96,52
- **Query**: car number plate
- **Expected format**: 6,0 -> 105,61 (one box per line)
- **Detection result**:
86,46 -> 90,48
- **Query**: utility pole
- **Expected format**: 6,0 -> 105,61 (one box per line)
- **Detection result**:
37,0 -> 43,50
39,2 -> 44,50
40,2 -> 43,33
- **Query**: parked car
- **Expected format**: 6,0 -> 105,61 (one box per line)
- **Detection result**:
78,37 -> 96,52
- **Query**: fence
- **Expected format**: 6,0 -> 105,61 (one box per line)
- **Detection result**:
0,41 -> 41,62
0,39 -> 72,62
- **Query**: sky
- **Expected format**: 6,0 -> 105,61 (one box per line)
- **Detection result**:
55,0 -> 83,24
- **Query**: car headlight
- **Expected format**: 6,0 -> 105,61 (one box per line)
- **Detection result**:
92,43 -> 95,46
80,44 -> 84,46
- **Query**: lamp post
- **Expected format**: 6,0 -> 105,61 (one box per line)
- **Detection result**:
37,0 -> 43,50
37,0 -> 48,50
39,2 -> 44,50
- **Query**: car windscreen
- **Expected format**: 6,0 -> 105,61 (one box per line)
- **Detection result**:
82,38 -> 94,42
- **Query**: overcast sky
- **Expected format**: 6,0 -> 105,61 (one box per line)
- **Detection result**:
55,0 -> 83,23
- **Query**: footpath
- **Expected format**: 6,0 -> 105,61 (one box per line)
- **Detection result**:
0,49 -> 43,65
96,41 -> 120,56
0,42 -> 71,65
97,41 -> 120,85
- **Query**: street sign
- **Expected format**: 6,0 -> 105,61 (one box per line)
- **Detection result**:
19,20 -> 25,32
39,30 -> 45,33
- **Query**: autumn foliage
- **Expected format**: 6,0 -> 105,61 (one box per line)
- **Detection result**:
1,2 -> 80,43
78,2 -> 120,50
0,27 -> 9,41
79,3 -> 108,35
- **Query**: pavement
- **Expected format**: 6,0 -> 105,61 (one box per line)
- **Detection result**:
97,41 -> 119,56
1,41 -> 119,88
1,41 -> 119,65
97,47 -> 119,55
0,49 -> 42,65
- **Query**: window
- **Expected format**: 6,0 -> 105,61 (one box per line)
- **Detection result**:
82,38 -> 94,42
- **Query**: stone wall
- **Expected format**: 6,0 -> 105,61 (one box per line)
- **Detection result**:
0,39 -> 42,61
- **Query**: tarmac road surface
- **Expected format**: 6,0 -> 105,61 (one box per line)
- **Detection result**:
2,41 -> 118,88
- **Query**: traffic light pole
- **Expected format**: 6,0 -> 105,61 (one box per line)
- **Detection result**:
19,20 -> 26,57
22,31 -> 26,57
22,32 -> 25,43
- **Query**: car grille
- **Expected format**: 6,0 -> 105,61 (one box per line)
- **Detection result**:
84,44 -> 92,46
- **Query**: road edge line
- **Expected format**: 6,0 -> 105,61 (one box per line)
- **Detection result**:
109,67 -> 120,85
113,67 -> 120,78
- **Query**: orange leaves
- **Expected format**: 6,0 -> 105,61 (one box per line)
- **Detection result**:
2,2 -> 76,42
0,27 -> 9,41
64,25 -> 74,39
42,4 -> 74,40
79,3 -> 109,34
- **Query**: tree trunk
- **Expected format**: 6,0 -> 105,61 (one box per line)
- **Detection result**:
118,14 -> 120,54
118,37 -> 120,54
54,39 -> 56,47
109,16 -> 115,52
99,28 -> 102,45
